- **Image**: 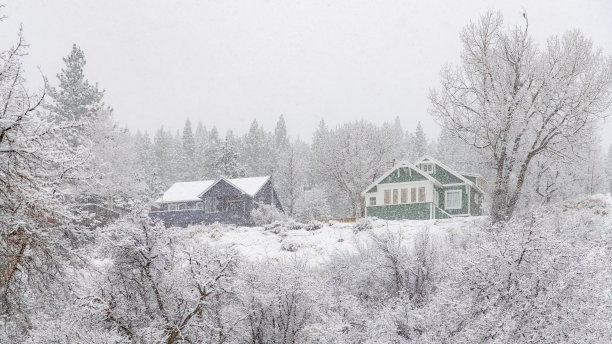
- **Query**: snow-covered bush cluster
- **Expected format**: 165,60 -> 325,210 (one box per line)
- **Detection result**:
250,203 -> 287,225
3,196 -> 611,343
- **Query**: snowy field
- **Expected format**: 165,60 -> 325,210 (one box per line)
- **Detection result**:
177,194 -> 612,266
182,216 -> 488,265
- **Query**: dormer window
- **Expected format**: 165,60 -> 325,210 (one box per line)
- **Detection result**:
421,163 -> 434,174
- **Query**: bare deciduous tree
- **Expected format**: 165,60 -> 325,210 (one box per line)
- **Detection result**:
429,11 -> 612,221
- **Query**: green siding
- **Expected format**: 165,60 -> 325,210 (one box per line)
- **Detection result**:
428,164 -> 463,184
366,185 -> 377,193
367,203 -> 432,220
462,175 -> 477,183
437,185 -> 469,216
435,207 -> 452,219
379,167 -> 427,184
470,187 -> 483,216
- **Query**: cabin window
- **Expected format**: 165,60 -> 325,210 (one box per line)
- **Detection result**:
196,202 -> 203,210
228,200 -> 245,212
369,197 -> 376,206
474,193 -> 481,204
418,187 -> 426,202
392,189 -> 399,204
445,190 -> 462,210
411,188 -> 416,203
205,197 -> 218,213
421,163 -> 433,173
177,203 -> 187,210
384,190 -> 391,204
400,188 -> 408,203
168,203 -> 177,211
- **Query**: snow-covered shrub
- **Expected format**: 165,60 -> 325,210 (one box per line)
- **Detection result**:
353,217 -> 374,232
285,220 -> 304,230
304,220 -> 324,231
281,238 -> 300,252
251,203 -> 286,226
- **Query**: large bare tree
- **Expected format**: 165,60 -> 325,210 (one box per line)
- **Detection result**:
429,11 -> 612,221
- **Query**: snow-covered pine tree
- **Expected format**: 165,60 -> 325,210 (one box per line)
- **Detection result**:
194,121 -> 208,179
181,118 -> 196,180
242,119 -> 275,176
46,44 -> 104,148
214,132 -> 246,178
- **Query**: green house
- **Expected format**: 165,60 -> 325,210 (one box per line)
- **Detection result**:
362,156 -> 485,220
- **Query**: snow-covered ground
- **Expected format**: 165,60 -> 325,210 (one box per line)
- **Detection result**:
178,216 -> 487,266
175,194 -> 612,266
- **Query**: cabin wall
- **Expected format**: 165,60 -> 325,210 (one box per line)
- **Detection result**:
366,203 -> 432,220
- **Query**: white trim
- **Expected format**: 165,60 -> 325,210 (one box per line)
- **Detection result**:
444,190 -> 462,210
414,156 -> 485,194
467,185 -> 471,214
204,197 -> 218,213
361,162 -> 442,197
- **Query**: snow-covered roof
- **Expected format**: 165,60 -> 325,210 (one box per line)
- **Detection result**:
226,176 -> 270,197
157,180 -> 216,203
157,176 -> 271,203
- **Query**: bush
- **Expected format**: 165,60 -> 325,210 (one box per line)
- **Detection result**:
353,218 -> 373,232
250,203 -> 286,226
281,238 -> 300,252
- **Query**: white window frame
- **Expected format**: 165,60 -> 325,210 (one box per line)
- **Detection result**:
421,163 -> 433,174
167,203 -> 177,211
369,197 -> 376,206
445,190 -> 462,210
205,197 -> 218,213
196,201 -> 203,210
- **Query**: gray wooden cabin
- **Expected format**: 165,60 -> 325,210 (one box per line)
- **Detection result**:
151,176 -> 283,227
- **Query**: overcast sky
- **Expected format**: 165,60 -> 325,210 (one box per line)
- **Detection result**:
3,0 -> 612,148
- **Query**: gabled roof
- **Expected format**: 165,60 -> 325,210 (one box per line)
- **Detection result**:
197,176 -> 271,199
157,180 -> 216,203
414,155 -> 484,193
157,176 -> 271,203
361,161 -> 442,196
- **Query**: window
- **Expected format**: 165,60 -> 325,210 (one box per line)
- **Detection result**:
474,193 -> 481,204
168,203 -> 177,211
177,203 -> 186,210
393,189 -> 399,204
384,190 -> 391,205
369,197 -> 376,206
400,188 -> 408,203
421,163 -> 433,173
445,190 -> 462,210
411,188 -> 416,203
205,197 -> 218,213
228,200 -> 245,212
196,202 -> 203,210
418,187 -> 426,202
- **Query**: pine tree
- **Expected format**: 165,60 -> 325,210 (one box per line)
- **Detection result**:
214,135 -> 245,178
181,118 -> 196,180
413,122 -> 427,159
46,44 -> 105,148
274,115 -> 289,150
242,119 -> 274,176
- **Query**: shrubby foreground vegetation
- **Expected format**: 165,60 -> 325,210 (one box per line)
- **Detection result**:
7,196 -> 612,343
